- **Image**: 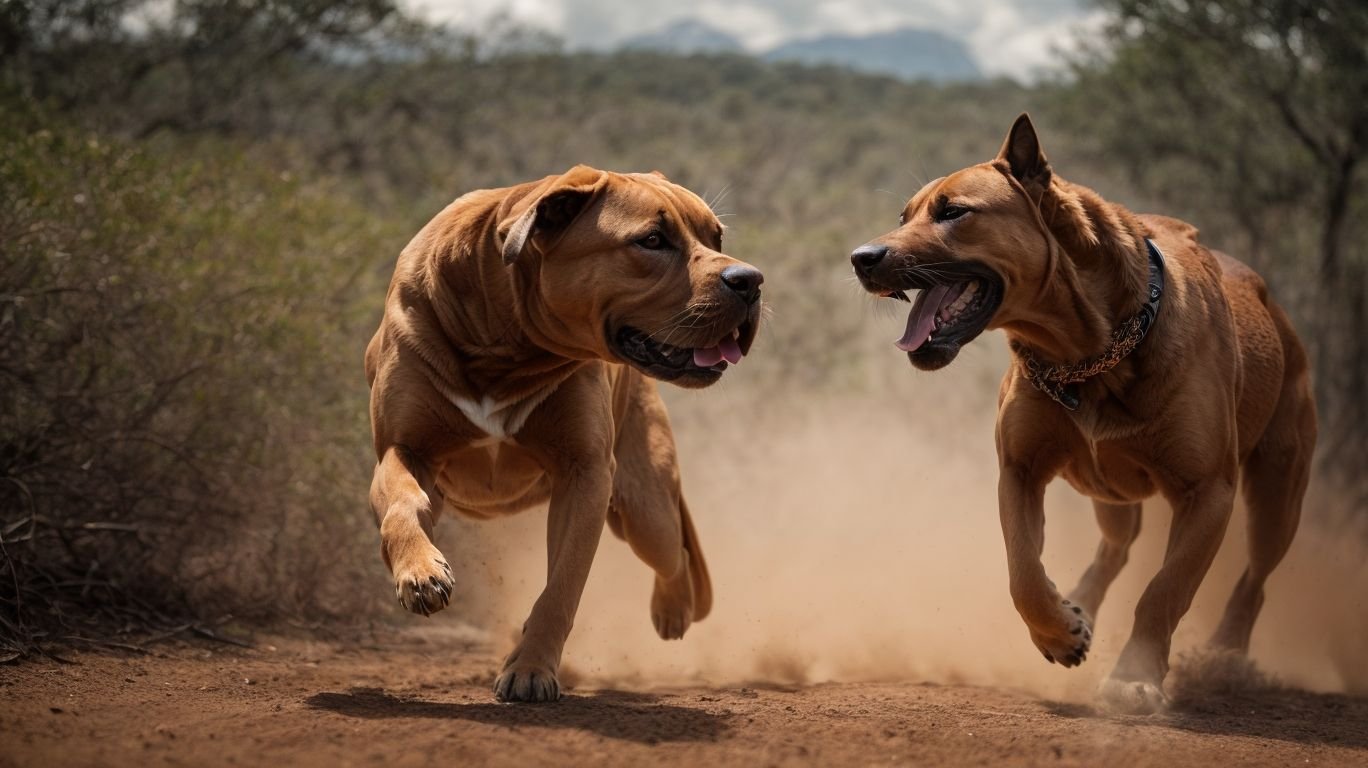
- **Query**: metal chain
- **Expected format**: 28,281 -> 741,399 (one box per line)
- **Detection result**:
1015,238 -> 1165,409
1014,313 -> 1147,406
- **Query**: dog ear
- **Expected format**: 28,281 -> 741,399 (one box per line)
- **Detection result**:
500,166 -> 606,265
996,113 -> 1052,198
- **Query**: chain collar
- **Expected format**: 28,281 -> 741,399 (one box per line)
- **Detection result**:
1011,239 -> 1166,411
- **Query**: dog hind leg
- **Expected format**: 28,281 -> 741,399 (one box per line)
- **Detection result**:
1067,501 -> 1142,621
1211,330 -> 1315,652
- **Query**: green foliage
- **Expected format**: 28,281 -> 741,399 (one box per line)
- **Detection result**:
0,101 -> 401,651
1060,0 -> 1368,500
3,0 -> 1364,650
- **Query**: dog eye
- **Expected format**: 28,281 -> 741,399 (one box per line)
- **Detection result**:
936,204 -> 970,222
636,231 -> 669,250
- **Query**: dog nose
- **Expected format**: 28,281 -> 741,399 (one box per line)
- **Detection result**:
851,244 -> 888,271
720,265 -> 764,305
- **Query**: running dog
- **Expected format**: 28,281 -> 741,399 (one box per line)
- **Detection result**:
849,115 -> 1316,712
366,166 -> 763,702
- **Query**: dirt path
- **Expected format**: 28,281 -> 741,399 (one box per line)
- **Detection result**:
3,629 -> 1365,767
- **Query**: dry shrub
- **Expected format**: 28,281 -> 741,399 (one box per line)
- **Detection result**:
0,105 -> 400,655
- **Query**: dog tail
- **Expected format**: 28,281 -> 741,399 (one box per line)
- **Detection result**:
679,496 -> 712,621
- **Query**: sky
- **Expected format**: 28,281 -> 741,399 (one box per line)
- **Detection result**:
404,0 -> 1106,79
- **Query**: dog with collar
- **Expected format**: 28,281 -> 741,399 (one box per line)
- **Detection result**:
850,115 -> 1316,712
365,165 -> 762,702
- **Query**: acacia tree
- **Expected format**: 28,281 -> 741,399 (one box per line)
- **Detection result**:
1067,0 -> 1368,508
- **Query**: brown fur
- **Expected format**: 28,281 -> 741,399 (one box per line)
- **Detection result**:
365,166 -> 761,702
851,115 -> 1316,713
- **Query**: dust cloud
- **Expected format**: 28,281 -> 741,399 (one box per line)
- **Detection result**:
437,328 -> 1368,699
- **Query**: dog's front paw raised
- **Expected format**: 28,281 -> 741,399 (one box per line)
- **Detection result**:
393,553 -> 453,616
1099,676 -> 1169,714
494,658 -> 561,703
1029,598 -> 1093,667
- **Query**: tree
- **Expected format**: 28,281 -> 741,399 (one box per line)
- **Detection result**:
2,0 -> 403,134
1067,0 -> 1368,508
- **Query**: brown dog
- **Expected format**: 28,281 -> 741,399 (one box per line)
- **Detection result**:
850,115 -> 1316,712
365,165 -> 762,702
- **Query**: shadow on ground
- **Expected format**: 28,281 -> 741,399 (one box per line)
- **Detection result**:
306,686 -> 732,745
1044,687 -> 1368,751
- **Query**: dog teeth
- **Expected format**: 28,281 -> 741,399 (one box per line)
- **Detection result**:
963,281 -> 979,296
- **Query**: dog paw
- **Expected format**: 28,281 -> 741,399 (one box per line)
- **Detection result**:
393,554 -> 453,617
650,555 -> 695,640
1030,598 -> 1093,668
494,660 -> 561,703
1099,676 -> 1169,714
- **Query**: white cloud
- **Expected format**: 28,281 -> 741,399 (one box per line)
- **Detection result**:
403,0 -> 1096,79
971,7 -> 1109,77
406,0 -> 565,36
692,3 -> 789,50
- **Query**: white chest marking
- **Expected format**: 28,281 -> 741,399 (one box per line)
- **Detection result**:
448,382 -> 560,442
452,395 -> 514,440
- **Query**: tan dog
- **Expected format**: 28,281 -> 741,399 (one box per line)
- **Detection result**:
365,165 -> 762,702
850,115 -> 1316,712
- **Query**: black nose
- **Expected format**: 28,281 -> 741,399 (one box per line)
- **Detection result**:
720,264 -> 764,305
851,244 -> 888,272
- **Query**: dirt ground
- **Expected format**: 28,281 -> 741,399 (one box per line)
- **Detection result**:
3,627 -> 1366,768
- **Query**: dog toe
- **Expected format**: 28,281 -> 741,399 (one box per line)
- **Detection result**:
1030,600 -> 1094,668
494,665 -> 561,703
393,555 -> 454,616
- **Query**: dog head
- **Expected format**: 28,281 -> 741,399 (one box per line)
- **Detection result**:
499,165 -> 763,388
849,114 -> 1060,371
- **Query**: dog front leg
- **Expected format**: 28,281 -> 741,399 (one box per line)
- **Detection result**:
999,463 -> 1093,667
370,446 -> 454,616
494,463 -> 612,703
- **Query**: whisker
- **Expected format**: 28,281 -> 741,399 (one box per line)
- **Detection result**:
707,184 -> 733,213
645,305 -> 708,341
650,302 -> 722,347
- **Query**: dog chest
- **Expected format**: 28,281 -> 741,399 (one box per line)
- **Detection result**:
436,438 -> 550,517
448,388 -> 556,441
1060,443 -> 1158,505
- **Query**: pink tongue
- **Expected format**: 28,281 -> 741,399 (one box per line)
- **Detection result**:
895,284 -> 953,352
718,336 -> 743,364
693,346 -> 724,367
693,336 -> 745,367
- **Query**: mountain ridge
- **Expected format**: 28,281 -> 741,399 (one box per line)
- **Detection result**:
621,20 -> 982,82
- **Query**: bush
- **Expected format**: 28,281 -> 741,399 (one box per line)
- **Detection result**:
0,103 -> 402,654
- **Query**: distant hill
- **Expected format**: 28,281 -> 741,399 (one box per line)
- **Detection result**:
622,19 -> 745,54
764,28 -> 981,83
623,21 -> 981,83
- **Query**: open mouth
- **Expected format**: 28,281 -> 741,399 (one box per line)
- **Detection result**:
867,262 -> 1003,369
610,318 -> 757,385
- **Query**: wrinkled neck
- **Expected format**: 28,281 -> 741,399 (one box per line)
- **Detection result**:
1002,184 -> 1149,366
1001,254 -> 1115,364
425,201 -> 583,399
